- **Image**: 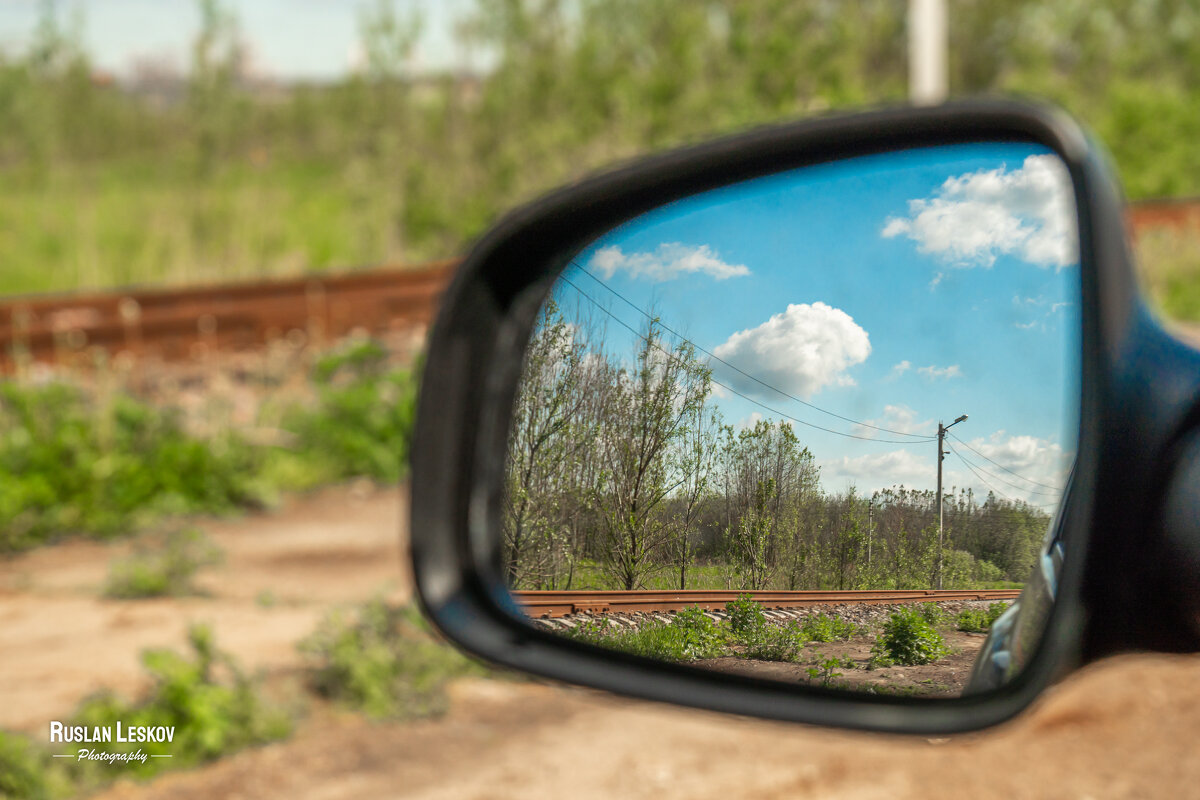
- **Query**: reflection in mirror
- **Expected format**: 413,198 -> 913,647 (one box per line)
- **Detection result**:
503,143 -> 1079,698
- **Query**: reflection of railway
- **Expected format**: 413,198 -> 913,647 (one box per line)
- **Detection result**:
514,588 -> 1021,619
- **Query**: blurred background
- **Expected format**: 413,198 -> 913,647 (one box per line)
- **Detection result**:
0,1 -> 1198,798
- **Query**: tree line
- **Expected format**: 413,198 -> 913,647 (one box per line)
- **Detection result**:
504,300 -> 1049,591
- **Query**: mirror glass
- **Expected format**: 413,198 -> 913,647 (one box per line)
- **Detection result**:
503,142 -> 1079,698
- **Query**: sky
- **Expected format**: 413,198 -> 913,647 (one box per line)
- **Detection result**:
0,1 -> 484,80
556,142 -> 1081,509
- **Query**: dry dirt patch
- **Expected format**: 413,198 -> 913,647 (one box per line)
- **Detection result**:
0,482 -> 408,732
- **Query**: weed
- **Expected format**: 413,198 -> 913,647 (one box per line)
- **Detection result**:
805,654 -> 849,687
105,528 -> 223,598
725,593 -> 766,635
69,624 -> 291,779
255,589 -> 278,608
0,729 -> 74,800
801,612 -> 866,642
956,602 -> 1010,633
736,621 -> 809,662
566,606 -> 728,661
299,599 -> 487,719
871,607 -> 951,666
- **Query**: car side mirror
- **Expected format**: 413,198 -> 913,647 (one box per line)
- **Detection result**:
409,99 -> 1200,734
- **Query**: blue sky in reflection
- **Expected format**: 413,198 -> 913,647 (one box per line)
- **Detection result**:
556,143 -> 1079,507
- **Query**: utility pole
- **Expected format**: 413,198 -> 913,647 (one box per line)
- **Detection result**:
909,0 -> 948,106
867,498 -> 873,567
936,414 -> 968,589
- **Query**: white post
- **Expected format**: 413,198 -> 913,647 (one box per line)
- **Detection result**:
909,0 -> 948,106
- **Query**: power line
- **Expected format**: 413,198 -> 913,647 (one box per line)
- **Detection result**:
558,275 -> 937,445
946,442 -> 1058,510
948,432 -> 1064,491
948,442 -> 1063,498
569,262 -> 935,441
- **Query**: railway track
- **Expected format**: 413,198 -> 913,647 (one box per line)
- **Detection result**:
0,197 -> 1196,372
0,260 -> 455,371
513,589 -> 1022,618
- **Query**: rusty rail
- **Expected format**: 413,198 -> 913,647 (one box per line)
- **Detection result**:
512,589 -> 1021,618
0,260 -> 455,371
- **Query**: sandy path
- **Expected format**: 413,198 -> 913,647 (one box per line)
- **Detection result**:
89,652 -> 1200,800
0,482 -> 409,732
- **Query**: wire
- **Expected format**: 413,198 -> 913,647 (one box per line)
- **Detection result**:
948,432 -> 1064,491
947,442 -> 1063,499
946,443 -> 1058,510
558,275 -> 939,445
569,262 -> 936,441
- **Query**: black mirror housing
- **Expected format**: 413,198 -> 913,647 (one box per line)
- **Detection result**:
410,98 -> 1200,734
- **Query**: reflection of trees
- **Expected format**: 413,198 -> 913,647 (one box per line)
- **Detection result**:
503,300 -> 1051,591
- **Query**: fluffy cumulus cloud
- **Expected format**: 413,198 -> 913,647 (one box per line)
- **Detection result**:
952,431 -> 1072,505
711,302 -> 870,399
882,154 -> 1078,269
589,243 -> 750,282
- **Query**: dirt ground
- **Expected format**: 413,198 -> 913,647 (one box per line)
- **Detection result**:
694,630 -> 985,696
4,484 -> 1200,799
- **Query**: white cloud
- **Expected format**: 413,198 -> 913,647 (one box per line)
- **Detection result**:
736,412 -> 765,430
952,431 -> 1072,505
589,243 -> 750,282
888,360 -> 912,379
822,449 -> 929,492
711,302 -> 871,399
853,404 -> 932,438
882,154 -> 1078,269
917,364 -> 962,380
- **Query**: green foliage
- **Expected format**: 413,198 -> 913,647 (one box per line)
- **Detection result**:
805,653 -> 854,688
0,729 -> 74,800
279,341 -> 419,486
566,606 -> 727,661
735,621 -> 809,663
69,624 -> 290,779
105,528 -> 223,598
0,334 -> 420,552
956,602 -> 1010,634
801,612 -> 866,643
724,593 -> 766,634
299,600 -> 486,719
0,382 -> 262,552
871,607 -> 951,667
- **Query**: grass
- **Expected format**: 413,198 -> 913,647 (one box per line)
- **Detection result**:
298,599 -> 490,719
1135,228 -> 1200,325
0,335 -> 419,554
956,602 -> 1011,633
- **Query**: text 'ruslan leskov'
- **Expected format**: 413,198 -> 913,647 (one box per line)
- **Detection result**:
49,721 -> 175,743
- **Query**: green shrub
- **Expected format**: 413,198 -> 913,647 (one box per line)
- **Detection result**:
736,621 -> 809,662
805,653 -> 855,687
69,624 -> 290,779
105,528 -> 223,598
956,602 -> 1010,633
277,344 -> 419,486
0,383 -> 262,552
914,602 -> 947,627
566,606 -> 728,661
801,612 -> 866,642
299,600 -> 487,719
0,729 -> 75,800
871,607 -> 951,666
724,593 -> 766,634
